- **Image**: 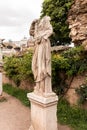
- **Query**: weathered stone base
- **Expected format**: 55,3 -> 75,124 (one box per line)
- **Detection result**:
27,92 -> 58,130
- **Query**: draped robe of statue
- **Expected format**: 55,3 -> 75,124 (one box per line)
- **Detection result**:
30,16 -> 53,95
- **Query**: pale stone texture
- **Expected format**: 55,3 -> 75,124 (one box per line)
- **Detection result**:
29,16 -> 53,95
27,92 -> 58,130
67,0 -> 87,49
28,16 -> 58,130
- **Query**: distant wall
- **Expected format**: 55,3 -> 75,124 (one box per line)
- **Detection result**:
3,71 -> 87,105
2,72 -> 34,90
2,72 -> 16,87
65,73 -> 86,105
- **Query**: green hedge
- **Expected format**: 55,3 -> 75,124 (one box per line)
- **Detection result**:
4,46 -> 87,96
4,51 -> 34,86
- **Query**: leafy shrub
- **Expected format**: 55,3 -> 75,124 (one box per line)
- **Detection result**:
61,46 -> 85,76
4,46 -> 87,96
76,84 -> 87,104
18,51 -> 34,83
52,46 -> 87,96
4,51 -> 34,86
52,54 -> 69,95
4,56 -> 21,86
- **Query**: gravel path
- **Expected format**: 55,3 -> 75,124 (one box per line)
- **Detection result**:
0,92 -> 30,130
0,92 -> 71,130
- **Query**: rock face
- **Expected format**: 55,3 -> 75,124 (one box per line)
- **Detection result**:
67,0 -> 87,49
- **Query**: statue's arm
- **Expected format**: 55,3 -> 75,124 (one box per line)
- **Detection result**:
42,25 -> 53,40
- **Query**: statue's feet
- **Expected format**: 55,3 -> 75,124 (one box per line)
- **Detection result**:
34,86 -> 39,95
39,88 -> 44,96
43,92 -> 56,97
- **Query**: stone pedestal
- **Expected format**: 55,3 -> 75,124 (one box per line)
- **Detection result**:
27,92 -> 58,130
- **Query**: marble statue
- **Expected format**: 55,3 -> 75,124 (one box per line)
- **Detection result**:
29,16 -> 53,95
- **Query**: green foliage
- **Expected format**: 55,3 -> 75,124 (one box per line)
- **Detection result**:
52,46 -> 87,95
41,0 -> 73,45
4,56 -> 21,86
52,54 -> 69,95
57,99 -> 87,130
3,83 -> 31,107
61,46 -> 85,76
18,52 -> 34,83
76,84 -> 87,104
4,51 -> 34,86
4,46 -> 87,96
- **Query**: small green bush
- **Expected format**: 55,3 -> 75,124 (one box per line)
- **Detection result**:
18,51 -> 34,83
76,84 -> 87,104
4,51 -> 34,86
52,46 -> 87,96
61,46 -> 85,76
4,56 -> 21,86
52,54 -> 69,95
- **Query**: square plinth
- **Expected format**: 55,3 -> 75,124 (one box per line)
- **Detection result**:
27,92 -> 58,130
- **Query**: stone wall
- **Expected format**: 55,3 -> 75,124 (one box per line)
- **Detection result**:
2,72 -> 16,87
67,0 -> 87,49
2,72 -> 34,90
65,73 -> 86,105
2,72 -> 86,105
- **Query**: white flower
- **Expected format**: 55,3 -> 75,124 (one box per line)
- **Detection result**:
80,85 -> 84,88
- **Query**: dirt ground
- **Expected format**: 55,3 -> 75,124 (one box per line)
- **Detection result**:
0,92 -> 71,130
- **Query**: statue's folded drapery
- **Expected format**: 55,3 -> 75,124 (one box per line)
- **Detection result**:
29,16 -> 53,94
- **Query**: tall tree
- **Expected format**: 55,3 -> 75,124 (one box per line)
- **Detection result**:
41,0 -> 73,46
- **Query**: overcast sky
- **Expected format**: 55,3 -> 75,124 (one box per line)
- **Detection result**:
0,0 -> 43,41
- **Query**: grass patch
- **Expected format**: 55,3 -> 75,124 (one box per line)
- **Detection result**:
3,83 -> 31,107
57,99 -> 87,130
